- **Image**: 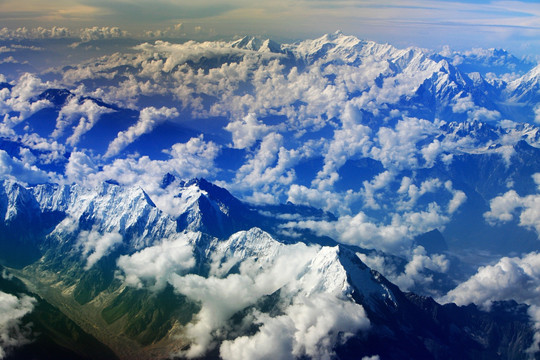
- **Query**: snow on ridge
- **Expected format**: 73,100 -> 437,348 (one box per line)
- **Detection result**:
203,227 -> 399,306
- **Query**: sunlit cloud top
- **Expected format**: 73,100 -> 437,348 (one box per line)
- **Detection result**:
0,0 -> 539,56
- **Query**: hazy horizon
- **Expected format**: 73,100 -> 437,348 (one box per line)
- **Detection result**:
0,0 -> 539,57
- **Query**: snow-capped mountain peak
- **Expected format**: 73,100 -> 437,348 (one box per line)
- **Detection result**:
289,31 -> 398,65
201,226 -> 398,308
230,35 -> 283,53
506,63 -> 540,102
0,180 -> 40,222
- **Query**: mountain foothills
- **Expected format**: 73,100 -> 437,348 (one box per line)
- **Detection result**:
0,32 -> 540,359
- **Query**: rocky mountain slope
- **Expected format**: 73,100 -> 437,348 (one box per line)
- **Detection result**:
0,178 -> 537,359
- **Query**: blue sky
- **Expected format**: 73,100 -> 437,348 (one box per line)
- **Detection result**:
0,0 -> 539,56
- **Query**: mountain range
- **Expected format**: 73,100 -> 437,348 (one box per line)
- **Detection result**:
1,32 -> 540,359
0,177 -> 538,359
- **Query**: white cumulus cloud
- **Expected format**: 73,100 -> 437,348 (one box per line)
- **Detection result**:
65,151 -> 98,184
105,106 -> 179,158
441,251 -> 540,353
52,97 -> 115,146
0,150 -> 51,184
220,294 -> 370,360
441,251 -> 540,309
225,113 -> 270,149
285,202 -> 449,255
0,73 -> 52,127
79,27 -> 129,42
116,233 -> 196,291
0,291 -> 35,359
484,174 -> 540,236
77,230 -> 123,270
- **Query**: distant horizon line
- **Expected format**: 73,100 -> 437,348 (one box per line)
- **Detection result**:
0,27 -> 535,57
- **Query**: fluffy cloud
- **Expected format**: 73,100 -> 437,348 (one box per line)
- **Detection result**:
484,174 -> 540,236
291,173 -> 464,219
484,189 -> 523,223
100,135 -> 219,186
220,294 -> 370,360
313,104 -> 372,191
220,311 -> 295,360
163,135 -> 221,179
451,94 -> 476,114
360,246 -> 449,292
0,291 -> 35,359
0,150 -> 51,184
287,184 -> 359,216
79,27 -> 129,42
228,133 -> 302,203
0,57 -> 19,65
534,104 -> 540,124
0,27 -> 72,40
86,75 -> 167,109
170,238 -> 320,358
105,106 -> 178,158
529,306 -> 540,354
285,203 -> 448,255
77,229 -> 123,270
440,250 -> 540,352
225,113 -> 270,149
17,133 -> 67,165
452,94 -> 501,122
421,139 -> 445,167
0,73 -> 52,126
133,40 -> 251,73
445,181 -> 467,214
361,171 -> 395,210
442,251 -> 540,308
395,178 -> 465,214
116,233 -> 197,291
370,117 -> 438,171
65,151 -> 98,183
143,23 -> 184,39
288,212 -> 392,249
396,177 -> 442,210
52,97 -> 115,146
